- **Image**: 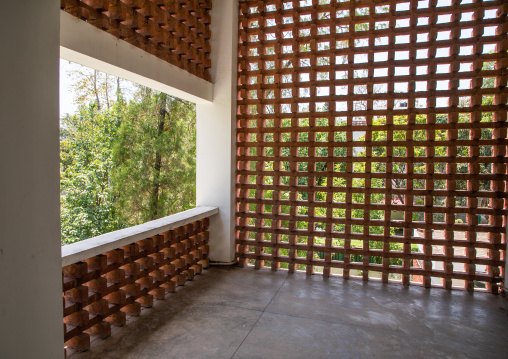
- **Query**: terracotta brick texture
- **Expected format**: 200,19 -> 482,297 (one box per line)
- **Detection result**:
235,0 -> 508,293
63,218 -> 210,351
61,0 -> 212,81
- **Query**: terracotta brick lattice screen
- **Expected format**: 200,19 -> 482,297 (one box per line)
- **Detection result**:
61,0 -> 212,81
63,218 -> 210,351
236,0 -> 508,293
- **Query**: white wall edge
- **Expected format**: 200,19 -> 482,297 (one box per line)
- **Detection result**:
60,10 -> 213,104
62,206 -> 219,267
196,0 -> 238,262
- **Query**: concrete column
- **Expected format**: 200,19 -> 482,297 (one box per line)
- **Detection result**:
0,1 -> 64,358
196,0 -> 238,262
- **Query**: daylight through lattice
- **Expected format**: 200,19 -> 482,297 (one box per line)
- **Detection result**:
236,0 -> 507,292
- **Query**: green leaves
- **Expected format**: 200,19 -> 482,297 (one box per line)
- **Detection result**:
60,89 -> 196,245
111,91 -> 196,226
60,104 -> 122,244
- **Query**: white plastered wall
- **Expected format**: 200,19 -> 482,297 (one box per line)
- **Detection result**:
196,0 -> 238,262
0,0 -> 64,357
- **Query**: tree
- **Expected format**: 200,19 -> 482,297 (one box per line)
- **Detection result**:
111,88 -> 196,226
60,103 -> 123,244
69,65 -> 119,111
60,67 -> 197,244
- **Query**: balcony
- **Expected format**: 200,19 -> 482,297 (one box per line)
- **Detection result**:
66,266 -> 508,358
61,206 -> 507,358
2,1 -> 507,358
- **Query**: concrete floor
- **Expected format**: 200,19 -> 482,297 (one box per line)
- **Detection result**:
68,266 -> 508,359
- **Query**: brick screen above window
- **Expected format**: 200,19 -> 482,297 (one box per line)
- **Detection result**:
61,0 -> 212,81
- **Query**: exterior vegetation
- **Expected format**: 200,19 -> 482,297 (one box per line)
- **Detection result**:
60,66 -> 196,245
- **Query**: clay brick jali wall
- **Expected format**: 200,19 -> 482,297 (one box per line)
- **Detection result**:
236,0 -> 508,292
63,218 -> 210,351
61,0 -> 212,81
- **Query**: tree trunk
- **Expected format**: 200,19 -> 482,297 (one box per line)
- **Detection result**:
116,77 -> 121,100
105,74 -> 110,110
392,179 -> 405,205
149,94 -> 167,220
93,70 -> 101,111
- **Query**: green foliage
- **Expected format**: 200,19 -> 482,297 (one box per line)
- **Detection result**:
60,104 -> 123,244
111,90 -> 196,226
60,87 -> 196,245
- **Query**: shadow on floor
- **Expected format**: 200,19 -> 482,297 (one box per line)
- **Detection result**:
68,266 -> 508,359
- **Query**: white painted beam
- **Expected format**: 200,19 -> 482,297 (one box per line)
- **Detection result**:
196,0 -> 238,262
62,206 -> 218,267
60,10 -> 213,104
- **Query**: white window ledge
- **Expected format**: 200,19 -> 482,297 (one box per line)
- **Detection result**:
61,206 -> 219,267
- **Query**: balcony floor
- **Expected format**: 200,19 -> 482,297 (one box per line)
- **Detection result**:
68,266 -> 508,359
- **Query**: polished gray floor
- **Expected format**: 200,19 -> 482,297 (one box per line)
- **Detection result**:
68,266 -> 508,359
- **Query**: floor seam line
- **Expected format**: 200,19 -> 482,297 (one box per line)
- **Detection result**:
261,308 -> 377,330
185,302 -> 266,314
229,273 -> 289,359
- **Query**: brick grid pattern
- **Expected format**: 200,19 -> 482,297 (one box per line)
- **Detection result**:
63,218 -> 210,351
236,0 -> 508,293
61,0 -> 212,81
